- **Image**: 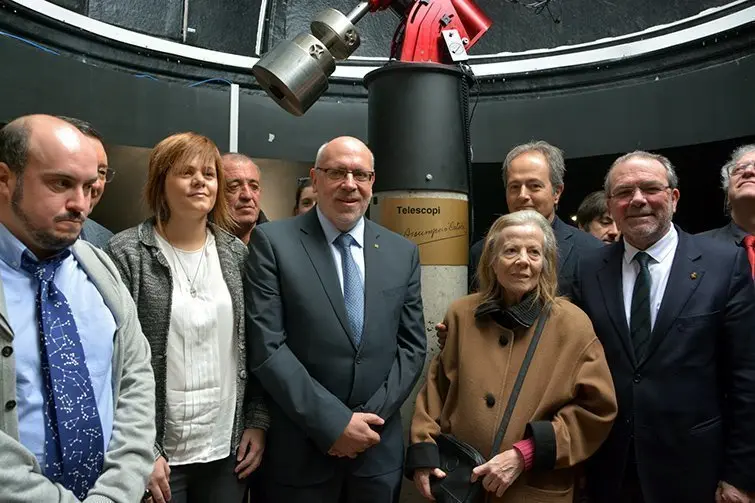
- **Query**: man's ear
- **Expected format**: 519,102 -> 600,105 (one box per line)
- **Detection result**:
0,162 -> 13,198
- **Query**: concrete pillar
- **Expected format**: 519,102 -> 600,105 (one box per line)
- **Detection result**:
368,191 -> 468,502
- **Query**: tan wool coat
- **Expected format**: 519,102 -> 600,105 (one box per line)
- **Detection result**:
408,295 -> 618,503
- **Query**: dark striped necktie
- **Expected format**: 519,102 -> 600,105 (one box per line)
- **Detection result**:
630,251 -> 653,360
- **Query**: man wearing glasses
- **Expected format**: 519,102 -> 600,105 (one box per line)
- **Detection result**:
58,117 -> 114,249
244,136 -> 426,503
699,145 -> 755,279
572,151 -> 755,503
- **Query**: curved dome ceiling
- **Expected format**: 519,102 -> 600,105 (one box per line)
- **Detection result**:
7,0 -> 755,80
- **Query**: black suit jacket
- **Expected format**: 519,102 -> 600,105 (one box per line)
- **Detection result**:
469,215 -> 602,298
698,220 -> 749,247
244,209 -> 427,486
573,229 -> 755,503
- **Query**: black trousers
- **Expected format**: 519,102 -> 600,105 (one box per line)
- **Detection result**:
265,467 -> 403,503
168,455 -> 247,503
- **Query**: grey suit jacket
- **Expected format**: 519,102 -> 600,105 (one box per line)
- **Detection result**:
81,219 -> 114,249
698,220 -> 749,247
244,209 -> 426,485
0,240 -> 155,502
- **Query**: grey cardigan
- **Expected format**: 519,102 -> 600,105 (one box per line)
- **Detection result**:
0,240 -> 156,502
106,219 -> 269,460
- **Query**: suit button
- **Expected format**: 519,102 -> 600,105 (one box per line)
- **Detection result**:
356,356 -> 362,364
485,393 -> 496,408
633,374 -> 641,383
499,335 -> 509,347
1,346 -> 11,357
5,400 -> 16,411
239,369 -> 247,379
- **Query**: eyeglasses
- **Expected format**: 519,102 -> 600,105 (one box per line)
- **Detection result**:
609,183 -> 670,201
731,161 -> 755,178
98,167 -> 116,183
316,167 -> 374,183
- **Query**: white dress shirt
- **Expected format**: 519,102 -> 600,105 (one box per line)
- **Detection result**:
155,230 -> 237,465
316,206 -> 366,291
622,226 -> 679,330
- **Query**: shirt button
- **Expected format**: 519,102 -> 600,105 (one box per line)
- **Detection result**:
5,400 -> 16,411
499,335 -> 509,347
1,346 -> 12,357
485,393 -> 496,408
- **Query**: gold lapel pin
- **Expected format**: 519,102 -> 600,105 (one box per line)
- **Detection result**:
690,272 -> 698,280
374,243 -> 379,249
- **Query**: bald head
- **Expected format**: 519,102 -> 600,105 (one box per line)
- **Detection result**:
311,136 -> 375,231
0,114 -> 98,258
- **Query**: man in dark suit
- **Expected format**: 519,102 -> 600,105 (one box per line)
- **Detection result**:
244,136 -> 426,503
699,144 -> 755,278
573,151 -> 755,503
469,141 -> 601,297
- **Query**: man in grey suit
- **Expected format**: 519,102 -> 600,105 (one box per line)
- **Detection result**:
244,136 -> 426,502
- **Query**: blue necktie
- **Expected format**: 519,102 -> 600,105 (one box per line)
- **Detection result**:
21,251 -> 104,500
335,233 -> 364,345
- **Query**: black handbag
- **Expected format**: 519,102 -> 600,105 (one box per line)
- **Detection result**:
430,304 -> 551,503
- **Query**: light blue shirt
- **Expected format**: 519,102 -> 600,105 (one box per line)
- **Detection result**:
316,206 -> 366,292
0,224 -> 115,466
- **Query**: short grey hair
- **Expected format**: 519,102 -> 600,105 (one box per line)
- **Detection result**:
222,152 -> 261,173
314,139 -> 375,170
501,141 -> 565,192
604,151 -> 679,194
720,144 -> 755,193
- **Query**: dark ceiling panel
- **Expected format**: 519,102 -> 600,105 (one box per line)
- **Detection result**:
48,0 -> 87,15
273,0 -> 735,58
88,0 -> 183,40
186,0 -> 262,55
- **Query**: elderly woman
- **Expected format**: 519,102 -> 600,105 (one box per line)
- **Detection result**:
407,210 -> 617,503
106,133 -> 268,503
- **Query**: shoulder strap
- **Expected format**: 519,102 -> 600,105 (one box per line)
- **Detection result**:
489,303 -> 552,458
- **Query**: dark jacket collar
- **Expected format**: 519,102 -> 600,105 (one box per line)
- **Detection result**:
475,291 -> 544,330
727,219 -> 750,245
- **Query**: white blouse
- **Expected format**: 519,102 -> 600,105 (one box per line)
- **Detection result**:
155,229 -> 237,466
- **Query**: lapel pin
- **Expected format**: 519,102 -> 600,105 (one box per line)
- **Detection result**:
374,243 -> 379,249
690,272 -> 698,280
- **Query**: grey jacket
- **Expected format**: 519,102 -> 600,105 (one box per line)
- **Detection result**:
81,219 -> 114,250
0,240 -> 156,502
106,219 -> 269,460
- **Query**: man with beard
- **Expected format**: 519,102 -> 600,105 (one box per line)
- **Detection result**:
57,117 -> 114,249
468,141 -> 601,297
244,136 -> 426,502
221,153 -> 267,245
0,115 -> 156,502
572,151 -> 755,503
699,144 -> 755,279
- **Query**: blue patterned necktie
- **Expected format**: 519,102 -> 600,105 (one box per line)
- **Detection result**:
21,250 -> 104,500
334,233 -> 364,345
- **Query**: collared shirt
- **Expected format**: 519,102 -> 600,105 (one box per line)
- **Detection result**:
622,226 -> 679,330
316,206 -> 366,292
0,224 -> 115,466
